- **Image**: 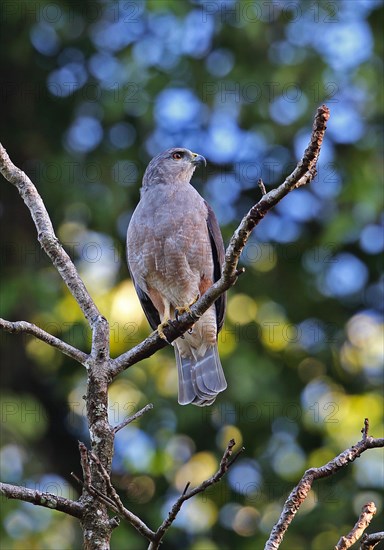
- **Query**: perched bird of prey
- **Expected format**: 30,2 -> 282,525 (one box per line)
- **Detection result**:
126,148 -> 227,406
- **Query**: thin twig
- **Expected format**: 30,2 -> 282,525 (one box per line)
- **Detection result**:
76,442 -> 154,539
70,472 -> 84,487
335,502 -> 377,549
264,421 -> 384,550
362,418 -> 369,440
0,481 -> 84,519
0,318 -> 88,365
150,439 -> 245,549
113,403 -> 153,434
182,482 -> 191,496
88,485 -> 120,513
258,178 -> 267,195
81,477 -> 119,512
78,441 -> 118,510
111,105 -> 330,377
87,450 -> 155,541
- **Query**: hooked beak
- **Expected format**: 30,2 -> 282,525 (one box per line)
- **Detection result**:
191,153 -> 207,167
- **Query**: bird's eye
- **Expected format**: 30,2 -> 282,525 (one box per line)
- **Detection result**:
172,152 -> 183,160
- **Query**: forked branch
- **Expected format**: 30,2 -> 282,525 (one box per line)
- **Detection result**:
76,439 -> 243,549
264,420 -> 384,550
149,439 -> 244,549
0,106 -> 332,549
0,106 -> 330,378
335,501 -> 377,550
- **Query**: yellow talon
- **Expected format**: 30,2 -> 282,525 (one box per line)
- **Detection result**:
175,295 -> 199,318
157,321 -> 170,341
175,305 -> 191,316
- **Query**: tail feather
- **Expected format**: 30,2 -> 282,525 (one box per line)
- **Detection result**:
175,344 -> 227,407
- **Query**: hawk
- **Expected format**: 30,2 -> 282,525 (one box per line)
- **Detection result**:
126,147 -> 227,406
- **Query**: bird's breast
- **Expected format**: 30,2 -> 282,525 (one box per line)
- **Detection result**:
127,184 -> 213,302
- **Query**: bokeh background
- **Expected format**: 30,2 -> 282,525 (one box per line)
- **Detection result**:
1,1 -> 383,548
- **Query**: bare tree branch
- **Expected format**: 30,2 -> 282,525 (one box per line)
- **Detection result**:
87,448 -> 156,541
78,379 -> 115,550
335,502 -> 377,550
113,403 -> 154,433
362,417 -> 370,440
73,437 -> 242,548
72,465 -> 120,515
0,107 -> 333,549
149,439 -> 245,549
0,104 -> 330,378
360,531 -> 384,550
110,104 -> 330,378
264,421 -> 384,550
75,404 -> 156,541
0,481 -> 83,519
1,141 -> 115,547
74,438 -> 244,548
0,144 -> 121,547
0,318 -> 88,365
258,177 -> 267,195
0,143 -> 101,328
76,442 -> 124,514
75,441 -> 155,540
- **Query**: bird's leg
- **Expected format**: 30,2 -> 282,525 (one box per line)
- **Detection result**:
156,301 -> 185,341
175,294 -> 199,321
156,296 -> 204,342
175,294 -> 200,334
157,301 -> 172,342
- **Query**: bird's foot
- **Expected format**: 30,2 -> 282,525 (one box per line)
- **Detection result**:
157,321 -> 171,343
157,320 -> 185,342
175,295 -> 199,321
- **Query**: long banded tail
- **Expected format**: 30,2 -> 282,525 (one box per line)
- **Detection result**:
175,344 -> 227,406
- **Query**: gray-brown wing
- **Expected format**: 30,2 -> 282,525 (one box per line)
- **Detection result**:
205,201 -> 226,333
127,263 -> 160,331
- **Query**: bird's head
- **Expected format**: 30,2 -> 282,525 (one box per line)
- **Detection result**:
142,148 -> 206,188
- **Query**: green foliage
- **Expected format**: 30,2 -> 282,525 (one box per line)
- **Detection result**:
1,0 -> 383,548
